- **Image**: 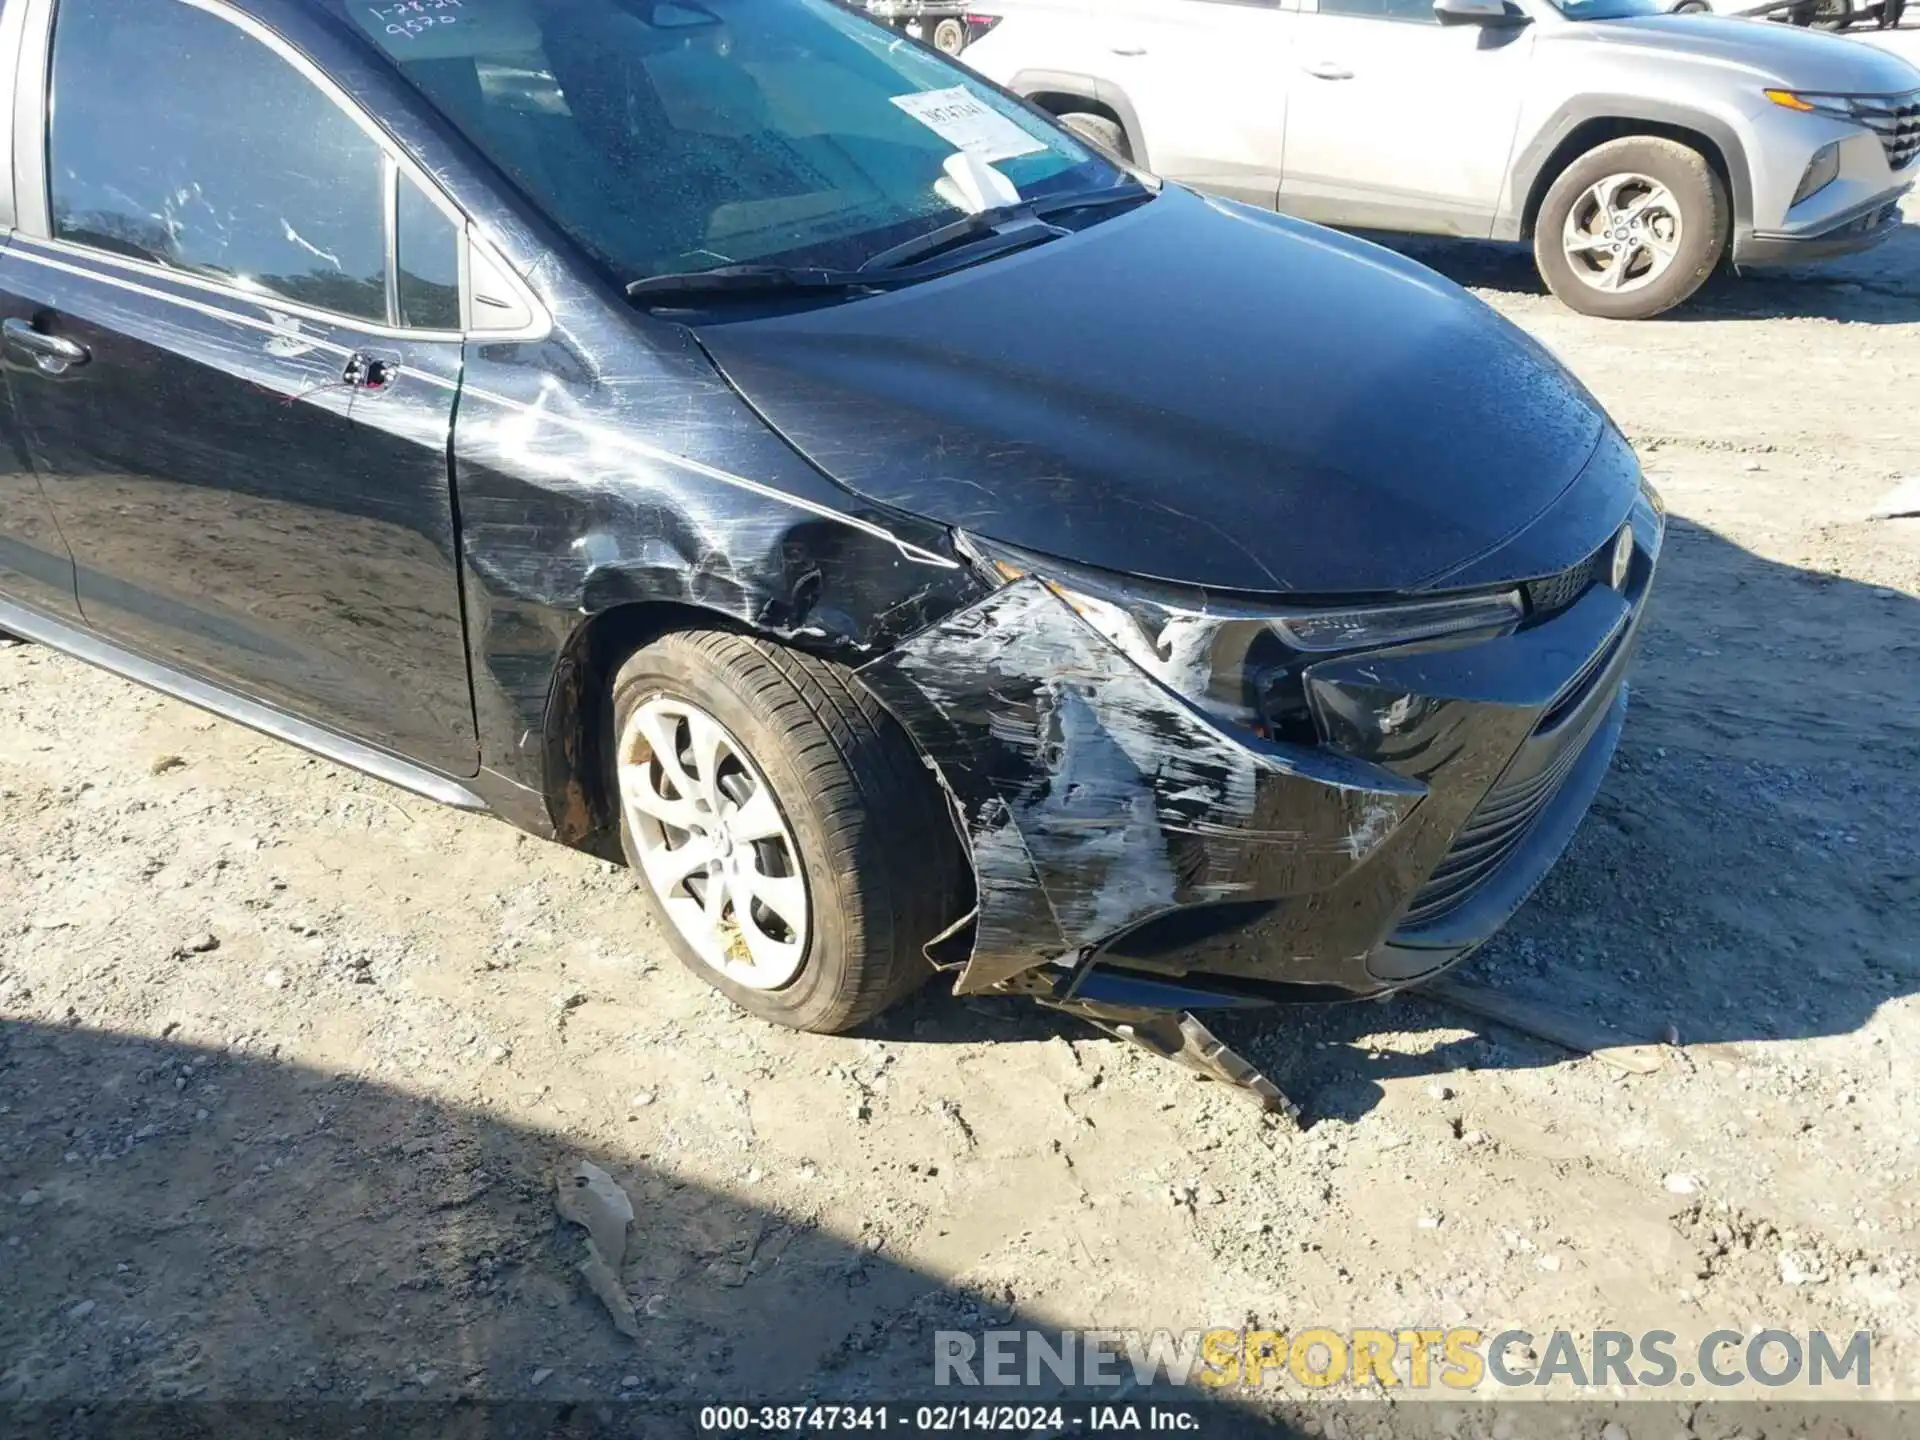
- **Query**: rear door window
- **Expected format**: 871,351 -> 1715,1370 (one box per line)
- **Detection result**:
48,0 -> 391,323
396,174 -> 464,329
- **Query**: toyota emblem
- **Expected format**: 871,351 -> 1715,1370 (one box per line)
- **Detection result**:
1610,525 -> 1634,590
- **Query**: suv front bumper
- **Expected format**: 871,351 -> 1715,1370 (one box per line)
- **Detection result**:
1736,105 -> 1914,267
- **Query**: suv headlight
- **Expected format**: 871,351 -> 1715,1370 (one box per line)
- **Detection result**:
1764,90 -> 1859,123
958,532 -> 1522,743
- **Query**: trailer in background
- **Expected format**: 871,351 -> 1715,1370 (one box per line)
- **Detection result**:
852,0 -> 1001,55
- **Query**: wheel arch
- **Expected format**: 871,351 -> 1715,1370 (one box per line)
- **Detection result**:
541,598 -> 752,855
1005,68 -> 1151,170
1507,103 -> 1751,246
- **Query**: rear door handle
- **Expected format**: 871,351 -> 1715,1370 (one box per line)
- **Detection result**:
2,318 -> 90,376
1302,61 -> 1354,79
1109,43 -> 1147,55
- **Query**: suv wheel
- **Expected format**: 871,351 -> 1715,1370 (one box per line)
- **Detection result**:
610,630 -> 964,1034
1058,111 -> 1132,164
1533,136 -> 1728,321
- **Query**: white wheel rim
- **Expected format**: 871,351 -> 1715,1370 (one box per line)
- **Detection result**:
1562,171 -> 1684,297
618,696 -> 810,990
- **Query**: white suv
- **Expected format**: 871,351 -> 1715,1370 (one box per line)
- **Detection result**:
963,0 -> 1920,317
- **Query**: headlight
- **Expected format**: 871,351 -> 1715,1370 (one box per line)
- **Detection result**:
1792,142 -> 1842,207
1764,90 -> 1859,123
958,532 -> 1522,743
1270,592 -> 1524,653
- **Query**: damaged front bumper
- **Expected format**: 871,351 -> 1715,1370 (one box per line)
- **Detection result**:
857,494 -> 1663,1021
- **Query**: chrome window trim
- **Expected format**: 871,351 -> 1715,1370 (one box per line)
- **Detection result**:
19,0 -> 550,342
0,0 -> 31,230
382,153 -> 402,327
26,232 -> 465,342
11,0 -> 50,236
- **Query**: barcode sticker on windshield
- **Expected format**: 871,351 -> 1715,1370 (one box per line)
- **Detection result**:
891,87 -> 1047,164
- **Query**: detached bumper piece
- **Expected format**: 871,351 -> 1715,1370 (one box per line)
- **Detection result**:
1057,1003 -> 1301,1125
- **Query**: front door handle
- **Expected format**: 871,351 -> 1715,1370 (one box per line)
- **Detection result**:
2,318 -> 90,376
1109,42 -> 1147,55
1301,61 -> 1355,79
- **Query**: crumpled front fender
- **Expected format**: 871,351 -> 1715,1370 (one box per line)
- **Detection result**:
856,580 -> 1425,994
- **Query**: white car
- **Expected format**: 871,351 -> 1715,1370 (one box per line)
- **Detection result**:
962,0 -> 1920,317
1665,0 -> 1902,27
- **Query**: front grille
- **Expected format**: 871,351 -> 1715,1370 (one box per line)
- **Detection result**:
1523,551 -> 1599,618
1398,623 -> 1623,933
1398,725 -> 1593,930
1855,90 -> 1920,172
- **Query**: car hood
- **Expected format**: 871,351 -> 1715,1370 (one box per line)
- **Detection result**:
690,188 -> 1619,596
1557,15 -> 1920,92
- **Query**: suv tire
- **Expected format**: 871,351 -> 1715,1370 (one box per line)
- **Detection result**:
1058,111 -> 1132,163
609,631 -> 964,1034
1534,136 -> 1728,321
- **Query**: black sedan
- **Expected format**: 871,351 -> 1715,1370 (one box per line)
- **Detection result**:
0,0 -> 1660,1097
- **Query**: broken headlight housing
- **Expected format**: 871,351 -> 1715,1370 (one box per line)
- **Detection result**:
957,532 -> 1522,745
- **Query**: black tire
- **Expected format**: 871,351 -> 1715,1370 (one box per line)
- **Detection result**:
1058,111 -> 1132,164
610,630 -> 965,1034
1671,0 -> 1708,10
1533,135 -> 1728,321
931,17 -> 966,53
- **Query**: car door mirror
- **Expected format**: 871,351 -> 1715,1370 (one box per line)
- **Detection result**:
1432,0 -> 1529,24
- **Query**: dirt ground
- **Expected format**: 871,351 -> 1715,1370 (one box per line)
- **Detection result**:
4,41 -> 1920,1436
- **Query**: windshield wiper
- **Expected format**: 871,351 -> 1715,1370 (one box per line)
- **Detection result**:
625,264 -> 892,304
625,181 -> 1158,304
858,181 -> 1157,275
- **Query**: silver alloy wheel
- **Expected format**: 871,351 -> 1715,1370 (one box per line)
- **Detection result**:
618,695 -> 810,990
1561,172 -> 1684,296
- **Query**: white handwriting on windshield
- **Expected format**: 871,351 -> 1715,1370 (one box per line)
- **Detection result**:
364,0 -> 462,40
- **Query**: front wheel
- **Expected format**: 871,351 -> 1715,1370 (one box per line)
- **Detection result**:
1533,136 -> 1728,320
610,631 -> 966,1034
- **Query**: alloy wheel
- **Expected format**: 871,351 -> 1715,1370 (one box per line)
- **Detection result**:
618,695 -> 810,990
1561,172 -> 1685,296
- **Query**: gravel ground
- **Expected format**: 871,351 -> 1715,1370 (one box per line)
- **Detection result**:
3,38 -> 1919,1433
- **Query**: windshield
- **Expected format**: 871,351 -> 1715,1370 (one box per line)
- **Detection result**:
332,0 -> 1122,282
1541,0 -> 1669,18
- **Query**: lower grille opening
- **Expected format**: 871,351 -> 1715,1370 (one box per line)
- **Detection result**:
1398,677 -> 1618,933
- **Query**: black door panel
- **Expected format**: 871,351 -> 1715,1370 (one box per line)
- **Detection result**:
0,381 -> 81,622
0,248 -> 83,622
0,241 -> 477,775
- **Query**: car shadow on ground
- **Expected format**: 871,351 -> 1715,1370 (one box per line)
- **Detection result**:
891,514 -> 1919,1128
1,1014 -> 1272,1432
1371,228 -> 1920,324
